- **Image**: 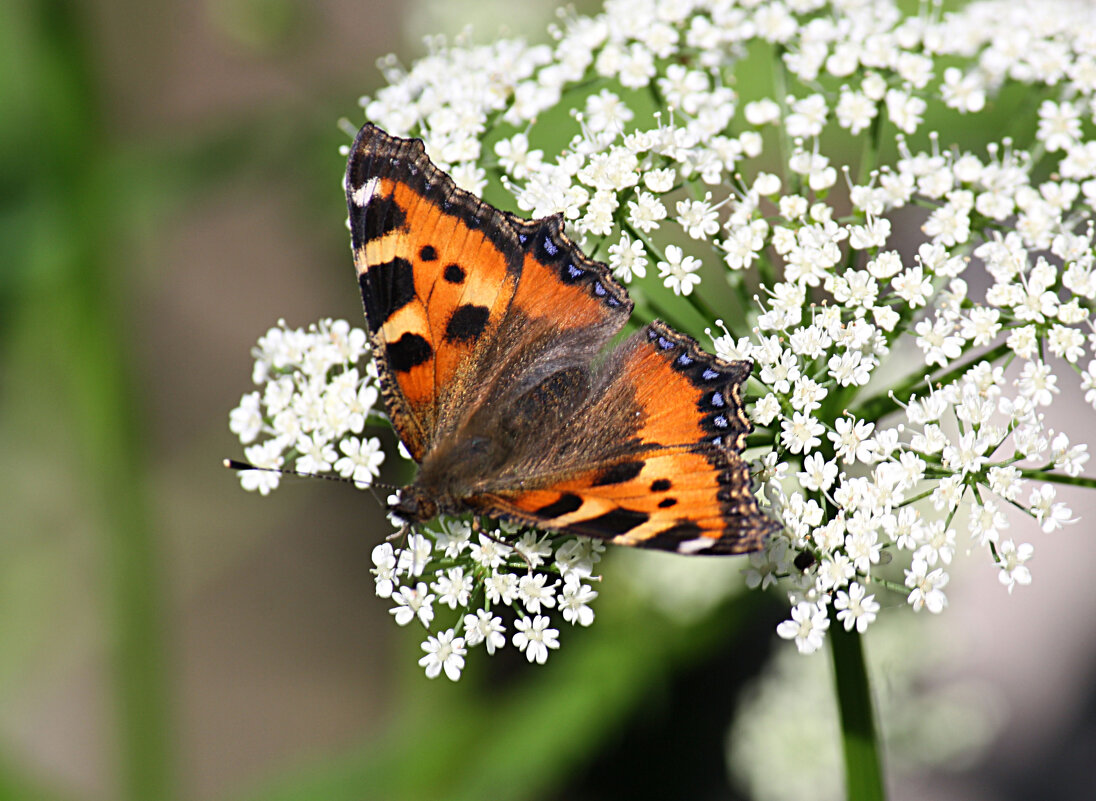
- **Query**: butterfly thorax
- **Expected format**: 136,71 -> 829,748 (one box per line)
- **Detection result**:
391,434 -> 506,524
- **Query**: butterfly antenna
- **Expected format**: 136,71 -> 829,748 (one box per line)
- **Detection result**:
224,458 -> 380,492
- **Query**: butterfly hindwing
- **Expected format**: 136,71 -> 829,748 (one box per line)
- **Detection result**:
481,322 -> 780,554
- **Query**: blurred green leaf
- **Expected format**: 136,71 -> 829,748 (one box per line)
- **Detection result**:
230,589 -> 773,801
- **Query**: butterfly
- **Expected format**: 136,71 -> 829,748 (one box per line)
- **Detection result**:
345,123 -> 780,555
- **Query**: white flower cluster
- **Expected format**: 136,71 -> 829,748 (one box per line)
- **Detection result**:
373,519 -> 602,680
229,319 -> 385,494
351,0 -> 1096,656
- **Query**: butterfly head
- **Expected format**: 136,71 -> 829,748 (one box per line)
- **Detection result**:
388,484 -> 439,525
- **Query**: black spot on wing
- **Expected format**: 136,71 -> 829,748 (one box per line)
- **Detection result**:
444,304 -> 490,343
443,264 -> 466,283
535,493 -> 582,519
420,245 -> 438,261
650,478 -> 672,492
386,332 -> 433,372
360,257 -> 415,334
592,460 -> 644,487
657,497 -> 677,508
585,508 -> 649,537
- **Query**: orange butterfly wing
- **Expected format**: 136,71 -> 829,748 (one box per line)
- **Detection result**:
481,322 -> 779,554
346,125 -> 630,460
346,126 -> 524,460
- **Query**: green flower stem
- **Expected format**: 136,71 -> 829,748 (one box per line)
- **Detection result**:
856,110 -> 886,186
1019,470 -> 1096,490
770,44 -> 800,195
828,611 -> 886,801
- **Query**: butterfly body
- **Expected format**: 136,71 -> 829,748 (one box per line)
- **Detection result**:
346,123 -> 780,554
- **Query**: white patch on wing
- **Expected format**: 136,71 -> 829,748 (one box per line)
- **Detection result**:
351,177 -> 381,207
677,537 -> 714,554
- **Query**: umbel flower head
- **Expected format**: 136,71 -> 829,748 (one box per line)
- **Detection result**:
231,0 -> 1095,676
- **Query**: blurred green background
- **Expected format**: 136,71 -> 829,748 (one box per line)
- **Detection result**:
3,2 -> 1096,801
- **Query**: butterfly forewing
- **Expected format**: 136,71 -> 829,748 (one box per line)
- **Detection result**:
346,125 -> 523,460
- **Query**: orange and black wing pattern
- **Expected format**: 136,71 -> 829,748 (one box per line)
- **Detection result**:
345,125 -> 524,460
346,123 -> 778,555
483,322 -> 779,554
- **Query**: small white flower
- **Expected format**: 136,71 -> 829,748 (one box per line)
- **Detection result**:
512,615 -> 560,664
940,67 -> 985,113
1083,361 -> 1096,409
434,519 -> 471,559
744,98 -> 781,125
785,93 -> 828,138
418,629 -> 466,681
676,194 -> 721,240
905,559 -> 948,614
780,411 -> 824,455
333,435 -> 385,485
1038,99 -> 1081,152
816,554 -> 855,592
656,244 -> 703,296
237,440 -> 283,496
1029,484 -> 1075,533
514,532 -> 554,569
892,265 -> 933,307
470,534 -> 512,569
371,543 -> 398,598
396,533 -> 433,577
967,499 -> 1006,547
828,416 -> 876,465
390,582 -> 435,627
484,571 -> 519,605
798,452 -> 838,492
1051,433 -> 1090,477
585,89 -> 634,134
617,42 -> 656,89
432,567 -> 473,609
229,392 -> 264,444
627,191 -> 667,232
518,572 -> 559,614
836,87 -> 877,134
559,573 -> 597,626
996,540 -> 1034,594
988,465 -> 1025,501
608,232 -> 648,281
776,601 -> 830,655
1018,361 -> 1059,407
495,133 -> 543,179
834,583 -> 880,633
295,433 -> 337,474
463,610 -> 506,654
